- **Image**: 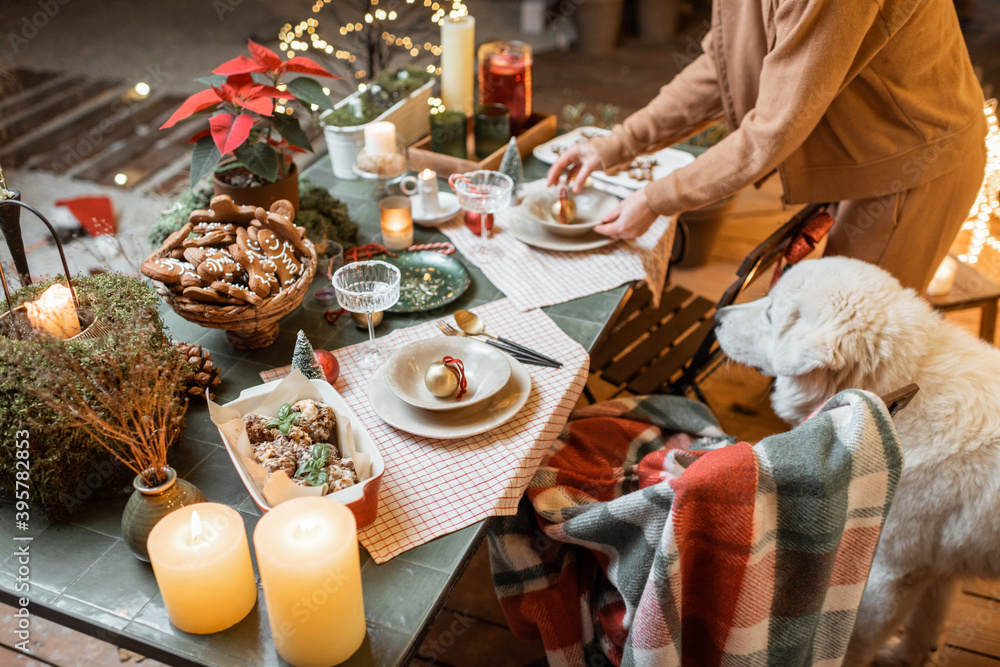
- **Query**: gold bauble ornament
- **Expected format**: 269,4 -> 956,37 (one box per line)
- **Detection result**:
551,194 -> 577,224
424,361 -> 459,397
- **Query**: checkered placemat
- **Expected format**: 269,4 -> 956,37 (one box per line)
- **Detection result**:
259,298 -> 590,563
436,179 -> 675,311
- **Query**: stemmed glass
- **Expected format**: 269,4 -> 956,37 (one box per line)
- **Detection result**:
449,170 -> 513,263
332,260 -> 401,370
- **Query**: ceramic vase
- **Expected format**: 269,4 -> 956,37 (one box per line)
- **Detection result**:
121,466 -> 206,562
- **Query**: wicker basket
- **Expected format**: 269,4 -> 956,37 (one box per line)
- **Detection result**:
148,239 -> 318,350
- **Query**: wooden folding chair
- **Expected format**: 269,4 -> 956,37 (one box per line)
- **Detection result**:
586,202 -> 830,403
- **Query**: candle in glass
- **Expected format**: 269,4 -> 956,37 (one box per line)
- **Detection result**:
380,196 -> 414,250
430,110 -> 468,159
146,503 -> 257,635
440,15 -> 476,115
254,498 -> 365,667
364,121 -> 396,155
474,103 -> 512,159
23,283 -> 81,339
479,41 -> 532,133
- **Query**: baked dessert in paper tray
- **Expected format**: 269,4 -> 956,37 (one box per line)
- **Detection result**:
207,369 -> 385,527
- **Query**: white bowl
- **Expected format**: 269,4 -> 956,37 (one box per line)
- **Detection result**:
524,187 -> 620,237
383,337 -> 512,411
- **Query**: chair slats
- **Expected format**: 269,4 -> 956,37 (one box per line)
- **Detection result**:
590,285 -> 692,369
603,294 -> 714,384
630,318 -> 717,395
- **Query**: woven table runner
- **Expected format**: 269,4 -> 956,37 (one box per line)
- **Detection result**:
260,298 -> 590,563
436,179 -> 675,311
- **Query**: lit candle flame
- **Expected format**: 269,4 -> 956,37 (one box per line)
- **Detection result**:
191,510 -> 203,541
419,169 -> 436,180
300,518 -> 317,534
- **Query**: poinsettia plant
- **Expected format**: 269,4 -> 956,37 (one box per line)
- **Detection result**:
161,39 -> 341,188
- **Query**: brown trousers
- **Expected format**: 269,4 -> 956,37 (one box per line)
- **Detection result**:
824,143 -> 987,292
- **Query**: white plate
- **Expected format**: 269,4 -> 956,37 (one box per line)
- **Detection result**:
412,191 -> 462,227
523,187 -> 620,237
383,337 -> 511,411
590,146 -> 696,190
507,211 -> 616,252
368,356 -> 532,440
532,126 -> 612,164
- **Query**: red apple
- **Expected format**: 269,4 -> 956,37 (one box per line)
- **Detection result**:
464,211 -> 494,235
313,349 -> 340,384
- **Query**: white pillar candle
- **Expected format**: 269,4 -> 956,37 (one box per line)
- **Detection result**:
363,121 -> 396,155
440,15 -> 476,116
418,169 -> 440,215
380,196 -> 414,251
23,283 -> 81,339
146,503 -> 257,635
254,498 -> 365,667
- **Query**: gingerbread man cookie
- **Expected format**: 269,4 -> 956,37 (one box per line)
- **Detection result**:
230,229 -> 279,298
141,257 -> 190,284
211,280 -> 263,307
257,229 -> 303,288
182,230 -> 230,248
182,286 -> 240,305
162,222 -> 193,254
189,195 -> 258,225
195,248 -> 240,282
253,207 -> 309,257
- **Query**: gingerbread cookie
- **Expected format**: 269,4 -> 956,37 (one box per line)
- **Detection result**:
269,199 -> 295,223
169,248 -> 186,260
182,230 -> 230,248
192,222 -> 236,235
189,195 -> 258,225
257,229 -> 303,288
211,280 -> 263,307
230,232 -> 278,299
141,257 -> 189,284
162,222 -> 193,254
196,248 -> 240,282
253,207 -> 309,257
183,247 -> 207,268
182,286 -> 241,305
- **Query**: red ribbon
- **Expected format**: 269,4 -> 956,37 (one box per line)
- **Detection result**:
442,356 -> 468,401
770,212 -> 835,288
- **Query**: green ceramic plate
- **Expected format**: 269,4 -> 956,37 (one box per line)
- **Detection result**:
383,251 -> 471,313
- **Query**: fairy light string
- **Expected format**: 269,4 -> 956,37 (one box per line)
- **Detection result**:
957,100 -> 1000,267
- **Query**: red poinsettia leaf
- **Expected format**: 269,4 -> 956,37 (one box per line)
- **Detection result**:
253,85 -> 297,100
160,89 -> 223,129
247,39 -> 283,71
213,55 -> 267,76
187,128 -> 212,143
225,73 -> 258,96
280,56 -> 340,79
240,95 -> 275,117
209,113 -> 254,155
285,144 -> 307,154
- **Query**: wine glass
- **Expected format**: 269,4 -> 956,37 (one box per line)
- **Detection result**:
449,170 -> 513,263
332,260 -> 401,370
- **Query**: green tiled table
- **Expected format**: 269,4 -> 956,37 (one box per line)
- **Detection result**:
0,157 -> 627,666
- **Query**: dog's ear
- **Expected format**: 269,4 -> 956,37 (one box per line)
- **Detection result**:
772,332 -> 831,376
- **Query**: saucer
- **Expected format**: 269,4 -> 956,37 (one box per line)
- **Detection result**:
508,213 -> 616,252
412,191 -> 462,227
382,337 -> 511,411
368,356 -> 532,439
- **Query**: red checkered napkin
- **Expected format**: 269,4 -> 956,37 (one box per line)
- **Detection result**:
437,179 -> 675,311
260,298 -> 590,563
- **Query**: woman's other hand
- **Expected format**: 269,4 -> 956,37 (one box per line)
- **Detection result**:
594,188 -> 659,239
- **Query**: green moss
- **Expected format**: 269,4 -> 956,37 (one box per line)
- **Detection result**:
321,65 -> 433,127
147,180 -> 359,260
0,274 -> 186,518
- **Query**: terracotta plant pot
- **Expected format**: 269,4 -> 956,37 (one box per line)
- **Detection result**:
121,466 -> 206,561
575,0 -> 626,55
213,162 -> 300,212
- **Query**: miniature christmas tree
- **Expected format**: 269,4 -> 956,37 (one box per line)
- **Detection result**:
292,330 -> 323,380
499,137 -> 524,199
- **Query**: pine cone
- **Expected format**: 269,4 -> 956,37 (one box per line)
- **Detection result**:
175,342 -> 223,399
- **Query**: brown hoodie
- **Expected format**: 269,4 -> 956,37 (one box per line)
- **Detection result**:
590,0 -> 987,216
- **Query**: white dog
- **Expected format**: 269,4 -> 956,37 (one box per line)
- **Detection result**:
714,256 -> 1000,666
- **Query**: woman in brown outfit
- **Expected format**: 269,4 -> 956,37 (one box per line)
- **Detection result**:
549,0 -> 988,291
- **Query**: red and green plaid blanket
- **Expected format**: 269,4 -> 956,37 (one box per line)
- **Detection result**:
489,390 -> 902,666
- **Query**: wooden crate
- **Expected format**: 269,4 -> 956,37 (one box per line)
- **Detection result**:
407,112 -> 557,177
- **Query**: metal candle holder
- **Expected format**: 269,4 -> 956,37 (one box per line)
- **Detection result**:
0,189 -> 108,341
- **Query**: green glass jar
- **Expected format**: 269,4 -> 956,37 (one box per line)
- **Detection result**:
430,110 -> 468,159
121,466 -> 206,561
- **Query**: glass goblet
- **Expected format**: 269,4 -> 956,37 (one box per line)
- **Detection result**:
449,170 -> 513,263
332,260 -> 401,370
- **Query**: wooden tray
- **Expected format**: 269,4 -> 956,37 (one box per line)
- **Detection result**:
407,112 -> 557,177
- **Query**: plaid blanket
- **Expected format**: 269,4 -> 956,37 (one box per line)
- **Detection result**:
488,391 -> 903,667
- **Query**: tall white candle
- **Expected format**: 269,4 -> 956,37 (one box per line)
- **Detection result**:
440,15 -> 476,116
254,498 -> 365,667
146,503 -> 257,635
418,169 -> 440,215
363,121 -> 396,155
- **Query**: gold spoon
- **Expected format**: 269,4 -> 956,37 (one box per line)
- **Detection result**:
453,310 -> 563,366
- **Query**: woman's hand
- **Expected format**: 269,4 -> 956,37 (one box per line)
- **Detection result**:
546,143 -> 604,193
594,188 -> 659,239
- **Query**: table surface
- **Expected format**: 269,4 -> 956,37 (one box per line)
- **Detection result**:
0,157 -> 628,667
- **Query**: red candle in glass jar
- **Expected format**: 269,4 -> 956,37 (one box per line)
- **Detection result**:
479,41 -> 532,133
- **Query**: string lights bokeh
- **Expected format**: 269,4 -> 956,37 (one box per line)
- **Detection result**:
278,0 -> 468,82
957,100 -> 1000,268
